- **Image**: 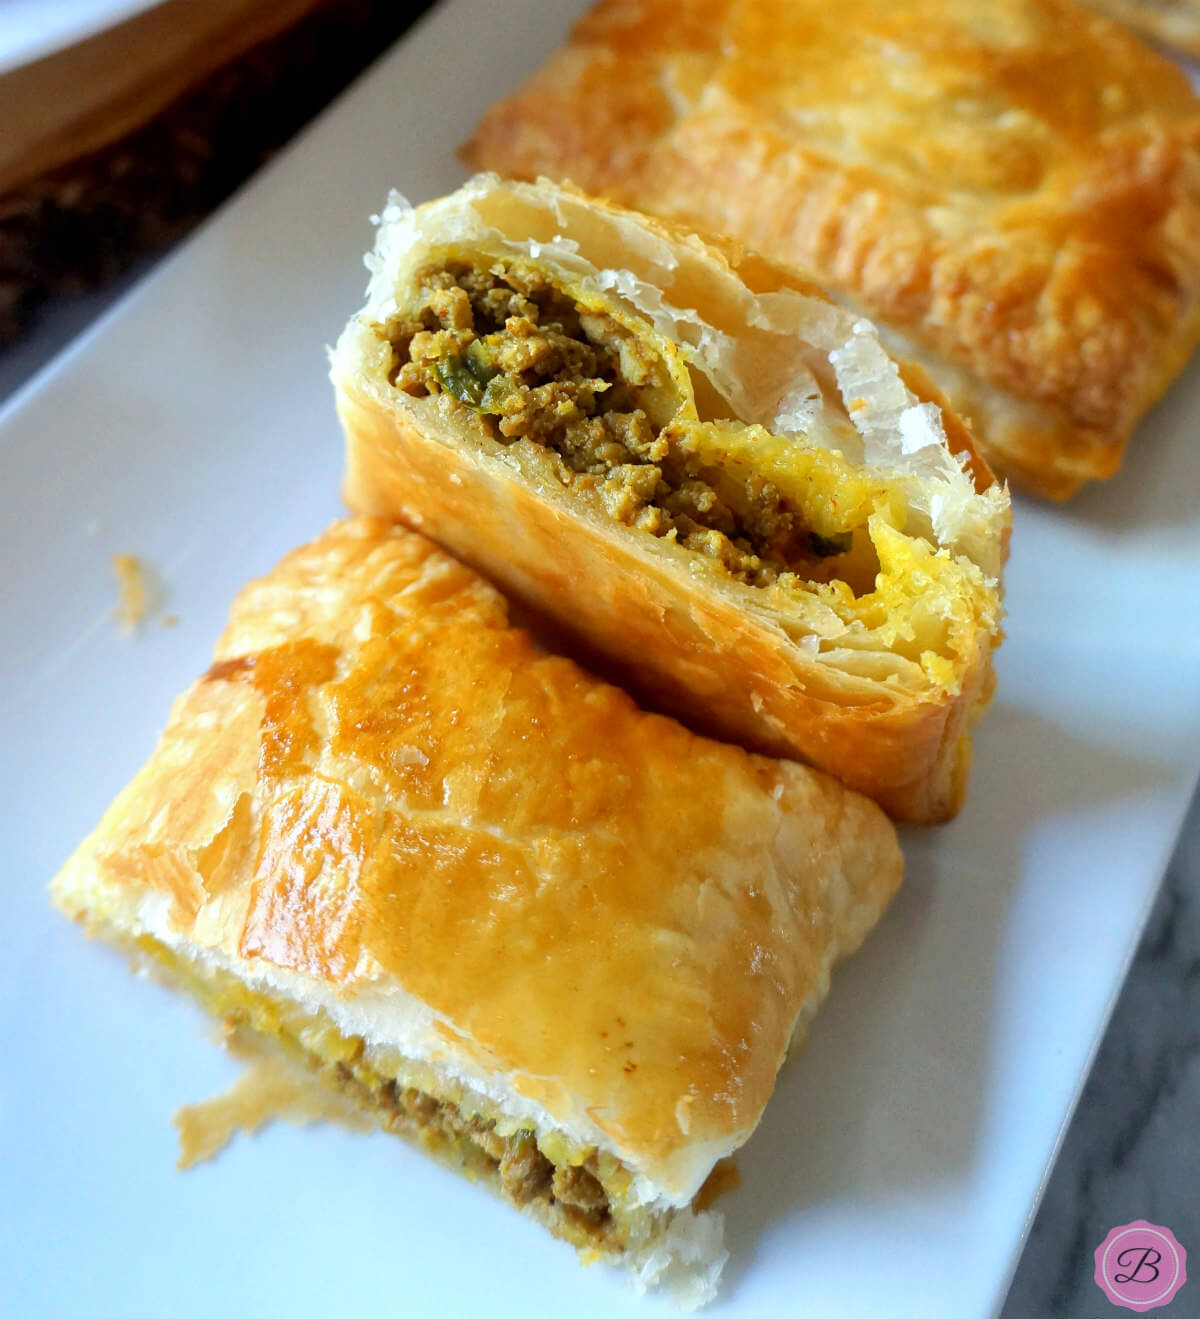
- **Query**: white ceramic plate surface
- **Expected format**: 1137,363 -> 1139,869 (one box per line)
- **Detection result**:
3,2 -> 1199,1315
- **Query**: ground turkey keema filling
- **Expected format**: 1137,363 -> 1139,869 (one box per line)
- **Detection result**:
374,1079 -> 614,1240
265,990 -> 617,1244
386,260 -> 852,586
141,934 -> 622,1251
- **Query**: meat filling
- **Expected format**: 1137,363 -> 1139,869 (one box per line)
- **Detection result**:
137,933 -> 621,1249
376,1078 -> 613,1237
386,261 -> 852,585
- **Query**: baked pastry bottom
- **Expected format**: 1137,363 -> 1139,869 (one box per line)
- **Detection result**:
108,924 -> 712,1264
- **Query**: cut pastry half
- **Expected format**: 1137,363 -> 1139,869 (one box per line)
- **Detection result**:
331,176 -> 1009,823
51,517 -> 904,1309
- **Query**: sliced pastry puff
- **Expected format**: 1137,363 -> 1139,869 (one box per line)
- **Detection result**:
462,0 -> 1200,499
51,517 -> 904,1309
331,176 -> 1009,823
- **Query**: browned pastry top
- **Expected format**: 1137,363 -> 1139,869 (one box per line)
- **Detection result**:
57,518 -> 902,1196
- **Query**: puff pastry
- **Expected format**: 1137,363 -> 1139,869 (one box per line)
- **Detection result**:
1081,0 -> 1200,56
331,176 -> 1008,823
462,0 -> 1200,499
51,516 -> 904,1307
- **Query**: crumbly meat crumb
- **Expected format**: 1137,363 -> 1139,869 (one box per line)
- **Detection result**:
387,261 -> 848,585
380,1078 -> 613,1233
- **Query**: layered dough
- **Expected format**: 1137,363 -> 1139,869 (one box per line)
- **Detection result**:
462,0 -> 1200,499
51,517 -> 904,1306
332,176 -> 1009,822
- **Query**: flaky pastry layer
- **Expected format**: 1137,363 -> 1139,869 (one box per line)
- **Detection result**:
51,518 -> 903,1304
90,918 -> 729,1300
462,0 -> 1200,498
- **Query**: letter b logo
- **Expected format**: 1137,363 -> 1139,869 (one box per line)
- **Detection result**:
1095,1221 -> 1187,1312
1114,1246 -> 1161,1286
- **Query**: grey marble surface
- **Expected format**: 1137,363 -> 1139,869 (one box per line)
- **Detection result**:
1001,787 -> 1200,1319
4,275 -> 1198,1319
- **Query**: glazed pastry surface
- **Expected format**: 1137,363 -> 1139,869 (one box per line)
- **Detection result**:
52,517 -> 904,1206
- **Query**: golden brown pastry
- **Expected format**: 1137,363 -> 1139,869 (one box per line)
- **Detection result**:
331,177 -> 1008,823
462,0 -> 1200,500
1081,0 -> 1200,57
51,516 -> 903,1306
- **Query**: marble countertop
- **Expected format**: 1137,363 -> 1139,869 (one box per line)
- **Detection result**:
1001,787 -> 1200,1318
3,271 -> 1197,1319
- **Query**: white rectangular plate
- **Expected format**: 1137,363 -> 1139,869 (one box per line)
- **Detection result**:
3,2 -> 1199,1315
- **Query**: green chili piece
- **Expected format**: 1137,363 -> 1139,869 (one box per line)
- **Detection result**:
434,356 -> 485,407
465,340 -> 497,384
435,343 -> 500,411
